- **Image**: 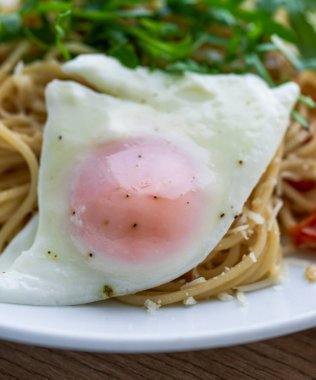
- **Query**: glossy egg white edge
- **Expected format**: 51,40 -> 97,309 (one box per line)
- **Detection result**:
0,55 -> 299,305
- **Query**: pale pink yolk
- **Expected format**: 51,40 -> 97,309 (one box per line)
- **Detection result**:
69,138 -> 207,264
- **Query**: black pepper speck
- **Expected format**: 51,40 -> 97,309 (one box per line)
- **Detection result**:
103,285 -> 113,297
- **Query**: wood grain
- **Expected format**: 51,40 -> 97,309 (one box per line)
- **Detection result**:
0,328 -> 316,380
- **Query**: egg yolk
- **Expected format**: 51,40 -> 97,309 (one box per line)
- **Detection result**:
69,138 -> 207,264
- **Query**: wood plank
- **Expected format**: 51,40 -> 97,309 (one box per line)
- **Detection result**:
0,328 -> 315,379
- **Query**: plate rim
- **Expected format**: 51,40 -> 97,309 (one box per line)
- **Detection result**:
0,308 -> 315,353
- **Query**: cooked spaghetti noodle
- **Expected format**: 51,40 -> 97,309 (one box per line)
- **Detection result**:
0,41 -> 314,307
279,73 -> 316,224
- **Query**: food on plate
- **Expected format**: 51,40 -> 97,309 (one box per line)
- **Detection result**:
0,54 -> 298,305
0,0 -> 315,307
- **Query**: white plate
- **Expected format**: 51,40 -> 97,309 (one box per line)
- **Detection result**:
0,259 -> 316,353
0,0 -> 315,353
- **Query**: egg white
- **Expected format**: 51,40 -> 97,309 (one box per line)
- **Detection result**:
0,55 -> 299,305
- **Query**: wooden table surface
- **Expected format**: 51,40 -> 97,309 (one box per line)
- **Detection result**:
0,328 -> 315,380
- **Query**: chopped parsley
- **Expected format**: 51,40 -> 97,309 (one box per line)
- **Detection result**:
0,0 -> 315,78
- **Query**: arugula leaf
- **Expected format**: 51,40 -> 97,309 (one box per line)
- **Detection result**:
108,43 -> 139,68
24,2 -> 72,14
302,58 -> 316,70
130,28 -> 193,62
259,0 -> 316,64
55,9 -> 72,60
292,110 -> 310,130
246,53 -> 274,86
299,94 -> 316,108
23,14 -> 56,48
289,11 -> 316,60
0,14 -> 21,41
0,0 -> 314,84
165,59 -> 210,73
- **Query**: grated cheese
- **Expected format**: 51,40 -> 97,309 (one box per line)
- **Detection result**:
305,265 -> 316,282
228,224 -> 249,234
268,198 -> 283,230
240,229 -> 249,240
144,299 -> 161,314
183,296 -> 197,306
14,61 -> 24,75
236,291 -> 248,306
217,292 -> 234,302
249,251 -> 257,263
244,208 -> 264,225
181,277 -> 206,289
281,171 -> 301,181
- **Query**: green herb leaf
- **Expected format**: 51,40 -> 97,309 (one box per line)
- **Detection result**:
0,0 -> 314,81
165,59 -> 209,73
0,14 -> 22,40
289,11 -> 316,59
109,43 -> 139,68
299,95 -> 316,109
55,10 -> 72,60
246,53 -> 274,86
292,110 -> 310,130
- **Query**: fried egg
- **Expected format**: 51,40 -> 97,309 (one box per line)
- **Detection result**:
0,55 -> 299,305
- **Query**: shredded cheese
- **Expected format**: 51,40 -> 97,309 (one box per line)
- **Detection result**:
244,208 -> 264,225
181,277 -> 206,289
305,265 -> 316,282
228,224 -> 249,234
236,291 -> 248,306
217,292 -> 234,302
240,229 -> 249,240
14,61 -> 24,75
183,296 -> 197,306
268,198 -> 283,230
249,251 -> 257,263
281,171 -> 302,181
144,299 -> 161,314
